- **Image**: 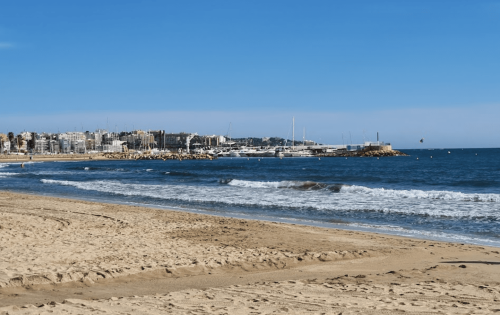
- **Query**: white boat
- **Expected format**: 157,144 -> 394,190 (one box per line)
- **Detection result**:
217,150 -> 231,157
240,149 -> 257,157
283,149 -> 314,157
261,149 -> 276,157
231,147 -> 258,157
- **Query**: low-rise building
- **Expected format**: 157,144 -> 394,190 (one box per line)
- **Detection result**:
0,134 -> 10,154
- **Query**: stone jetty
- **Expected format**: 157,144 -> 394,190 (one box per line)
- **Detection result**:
318,149 -> 408,158
102,152 -> 216,161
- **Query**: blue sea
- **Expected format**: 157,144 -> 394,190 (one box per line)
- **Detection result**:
1,148 -> 499,246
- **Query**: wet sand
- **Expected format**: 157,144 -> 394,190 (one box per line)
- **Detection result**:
0,191 -> 499,314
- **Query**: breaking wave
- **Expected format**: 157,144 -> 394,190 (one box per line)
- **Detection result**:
40,179 -> 500,219
341,185 -> 500,203
223,179 -> 345,191
0,172 -> 19,178
222,179 -> 500,202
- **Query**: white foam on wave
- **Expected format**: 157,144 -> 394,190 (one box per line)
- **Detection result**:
227,179 -> 500,203
84,167 -> 90,170
340,185 -> 500,203
228,179 -> 282,189
227,179 -> 324,189
40,179 -> 500,219
146,169 -> 153,172
0,172 -> 19,178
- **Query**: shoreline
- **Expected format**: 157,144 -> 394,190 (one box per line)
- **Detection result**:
0,155 -> 111,163
2,184 -> 498,248
1,191 -> 500,313
2,156 -> 499,249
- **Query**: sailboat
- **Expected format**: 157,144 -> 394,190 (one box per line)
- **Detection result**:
279,117 -> 314,157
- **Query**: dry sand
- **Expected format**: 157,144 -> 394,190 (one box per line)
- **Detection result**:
0,191 -> 499,314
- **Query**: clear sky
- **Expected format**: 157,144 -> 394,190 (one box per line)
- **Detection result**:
1,1 -> 499,148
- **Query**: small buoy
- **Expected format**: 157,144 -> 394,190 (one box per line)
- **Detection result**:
258,159 -> 260,162
430,156 -> 433,159
377,157 -> 379,160
21,163 -> 25,168
448,151 -> 451,154
475,153 -> 478,156
345,157 -> 348,159
416,157 -> 419,160
247,158 -> 249,160
318,158 -> 321,161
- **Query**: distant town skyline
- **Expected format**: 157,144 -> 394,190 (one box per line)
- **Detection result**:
1,1 -> 499,149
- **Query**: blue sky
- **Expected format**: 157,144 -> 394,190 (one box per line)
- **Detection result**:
1,1 -> 499,148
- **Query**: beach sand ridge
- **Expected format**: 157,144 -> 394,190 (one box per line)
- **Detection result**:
1,191 -> 500,314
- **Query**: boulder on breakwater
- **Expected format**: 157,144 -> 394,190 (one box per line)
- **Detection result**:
319,149 -> 408,158
101,152 -> 216,161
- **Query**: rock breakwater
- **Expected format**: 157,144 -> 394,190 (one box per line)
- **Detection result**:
319,149 -> 408,158
102,152 -> 216,161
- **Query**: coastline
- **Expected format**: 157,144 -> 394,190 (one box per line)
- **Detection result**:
3,155 -> 498,248
8,187 -> 499,248
1,191 -> 499,313
0,154 -> 109,163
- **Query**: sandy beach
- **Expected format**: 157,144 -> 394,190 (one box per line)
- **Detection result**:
0,155 -> 109,164
0,191 -> 499,314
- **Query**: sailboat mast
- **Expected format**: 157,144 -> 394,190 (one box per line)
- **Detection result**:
292,117 -> 295,149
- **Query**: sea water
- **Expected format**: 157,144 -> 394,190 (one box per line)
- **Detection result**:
1,148 -> 499,246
